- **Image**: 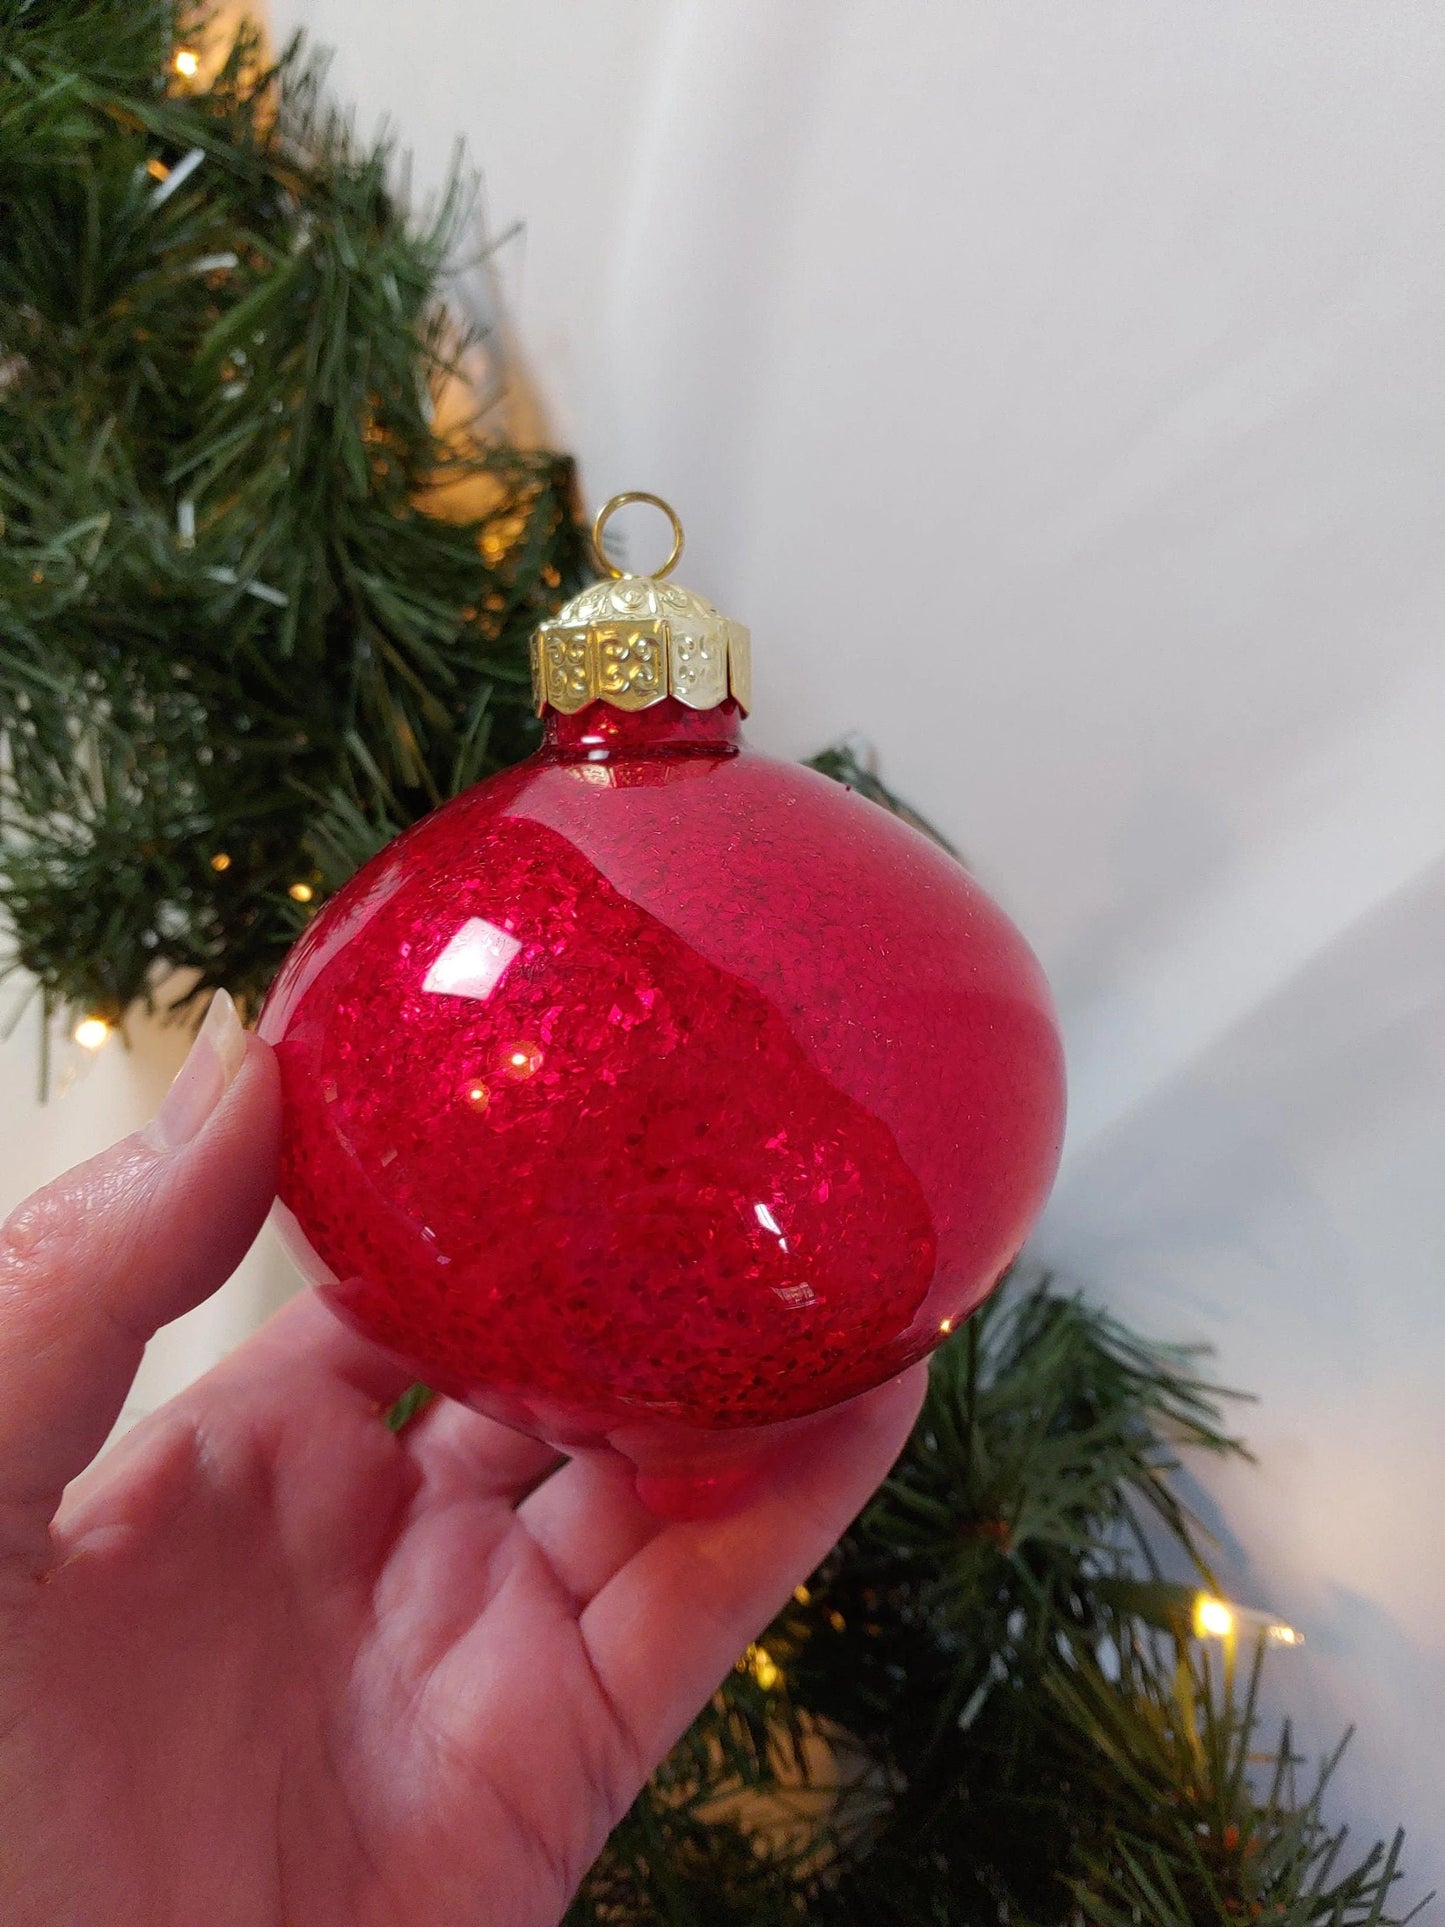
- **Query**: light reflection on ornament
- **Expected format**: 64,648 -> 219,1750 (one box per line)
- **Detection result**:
753,1200 -> 789,1250
423,917 -> 523,1002
501,1041 -> 543,1081
772,1282 -> 816,1309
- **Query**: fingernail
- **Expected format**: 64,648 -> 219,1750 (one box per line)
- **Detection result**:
145,990 -> 247,1151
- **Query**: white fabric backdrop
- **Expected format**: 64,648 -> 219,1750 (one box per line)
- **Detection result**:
4,0 -> 1442,1881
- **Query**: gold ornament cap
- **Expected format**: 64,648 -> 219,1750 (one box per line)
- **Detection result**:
531,493 -> 751,717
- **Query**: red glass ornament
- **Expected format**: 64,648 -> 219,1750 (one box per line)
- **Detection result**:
260,697 -> 1065,1512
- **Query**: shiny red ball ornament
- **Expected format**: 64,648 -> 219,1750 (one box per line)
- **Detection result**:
260,496 -> 1065,1513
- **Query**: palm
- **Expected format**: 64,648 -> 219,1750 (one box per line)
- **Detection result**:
0,1034 -> 921,1927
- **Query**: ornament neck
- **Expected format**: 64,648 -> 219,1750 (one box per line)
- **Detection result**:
542,698 -> 744,763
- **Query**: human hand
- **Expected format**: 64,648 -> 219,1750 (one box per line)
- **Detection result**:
0,993 -> 924,1926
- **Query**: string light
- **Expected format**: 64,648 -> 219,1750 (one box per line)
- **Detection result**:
288,881 -> 315,903
740,1643 -> 781,1691
73,1016 -> 111,1051
210,852 -> 232,872
1192,1591 -> 1303,1648
173,48 -> 200,77
1193,1595 -> 1236,1640
939,1316 -> 954,1334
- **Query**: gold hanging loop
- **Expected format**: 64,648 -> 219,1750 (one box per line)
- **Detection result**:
533,492 -> 749,716
591,492 -> 685,581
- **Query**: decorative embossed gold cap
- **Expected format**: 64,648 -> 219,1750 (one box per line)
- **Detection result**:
530,493 -> 751,716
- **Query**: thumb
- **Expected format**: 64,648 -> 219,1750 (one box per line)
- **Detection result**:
0,991 -> 280,1540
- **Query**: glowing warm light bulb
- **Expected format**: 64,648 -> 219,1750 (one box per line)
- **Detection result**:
288,881 -> 315,903
210,852 -> 232,872
741,1643 -> 781,1691
173,48 -> 200,77
73,1016 -> 111,1051
939,1316 -> 953,1334
1192,1590 -> 1303,1648
1193,1594 -> 1237,1640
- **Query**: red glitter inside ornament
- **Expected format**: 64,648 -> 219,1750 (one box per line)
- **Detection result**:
261,698 -> 1065,1503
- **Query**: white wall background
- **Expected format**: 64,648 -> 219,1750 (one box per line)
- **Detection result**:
4,0 -> 1443,1888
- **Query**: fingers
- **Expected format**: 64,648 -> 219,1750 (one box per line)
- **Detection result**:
405,1395 -> 562,1506
578,1365 -> 927,1771
517,1450 -> 659,1603
197,1287 -> 417,1421
0,992 -> 279,1534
